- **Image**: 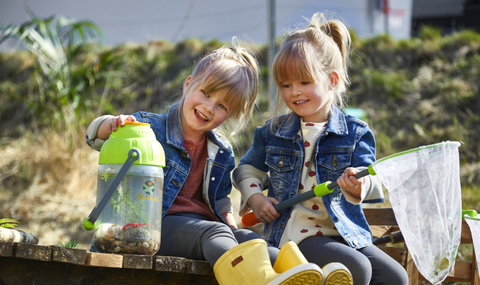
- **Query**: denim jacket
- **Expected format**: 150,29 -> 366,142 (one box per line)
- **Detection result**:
233,106 -> 384,249
85,104 -> 235,224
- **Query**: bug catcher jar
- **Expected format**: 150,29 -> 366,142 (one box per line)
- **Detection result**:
83,122 -> 165,255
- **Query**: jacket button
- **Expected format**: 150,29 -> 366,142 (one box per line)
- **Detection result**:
278,157 -> 284,168
211,177 -> 215,181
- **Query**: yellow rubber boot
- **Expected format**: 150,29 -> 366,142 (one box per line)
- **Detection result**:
321,262 -> 353,285
273,241 -> 353,285
273,241 -> 310,273
214,239 -> 324,285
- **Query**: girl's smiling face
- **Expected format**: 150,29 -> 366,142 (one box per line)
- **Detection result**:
181,75 -> 232,143
281,77 -> 332,123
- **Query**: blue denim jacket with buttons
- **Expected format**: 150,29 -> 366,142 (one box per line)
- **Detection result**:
234,106 -> 384,249
87,104 -> 235,224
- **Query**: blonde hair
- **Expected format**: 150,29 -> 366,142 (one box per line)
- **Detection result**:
178,39 -> 259,134
272,12 -> 351,117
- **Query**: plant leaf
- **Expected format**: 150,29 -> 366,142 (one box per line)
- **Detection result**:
0,218 -> 20,228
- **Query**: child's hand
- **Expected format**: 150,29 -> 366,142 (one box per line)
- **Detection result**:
337,167 -> 363,199
106,115 -> 136,133
248,193 -> 280,224
97,115 -> 136,139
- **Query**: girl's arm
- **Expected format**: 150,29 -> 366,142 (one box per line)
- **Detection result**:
86,114 -> 136,151
221,212 -> 238,229
233,125 -> 279,223
96,115 -> 136,139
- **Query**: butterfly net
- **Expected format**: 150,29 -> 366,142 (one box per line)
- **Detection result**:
372,141 -> 462,284
464,215 -> 480,281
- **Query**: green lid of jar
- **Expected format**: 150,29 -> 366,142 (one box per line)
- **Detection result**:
99,122 -> 165,167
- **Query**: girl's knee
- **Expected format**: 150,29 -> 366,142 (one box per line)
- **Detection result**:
378,264 -> 409,285
233,228 -> 261,243
344,257 -> 372,285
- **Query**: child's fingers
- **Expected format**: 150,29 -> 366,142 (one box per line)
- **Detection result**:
267,197 -> 280,206
124,115 -> 136,122
349,175 -> 364,185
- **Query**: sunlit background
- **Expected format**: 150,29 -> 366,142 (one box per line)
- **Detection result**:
1,0 -> 477,50
0,0 -> 479,262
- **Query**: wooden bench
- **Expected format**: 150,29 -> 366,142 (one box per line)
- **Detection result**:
0,208 -> 477,284
364,208 -> 480,285
0,241 -> 217,284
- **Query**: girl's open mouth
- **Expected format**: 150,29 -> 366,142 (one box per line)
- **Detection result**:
195,109 -> 209,121
294,100 -> 309,105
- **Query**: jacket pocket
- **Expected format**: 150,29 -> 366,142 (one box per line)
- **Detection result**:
265,151 -> 296,191
317,148 -> 352,171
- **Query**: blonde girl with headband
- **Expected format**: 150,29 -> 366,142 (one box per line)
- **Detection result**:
233,13 -> 409,285
86,40 -> 329,285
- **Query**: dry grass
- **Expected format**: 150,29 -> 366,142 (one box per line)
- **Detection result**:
0,127 -> 99,249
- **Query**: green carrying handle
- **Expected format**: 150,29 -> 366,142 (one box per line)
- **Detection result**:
82,149 -> 140,231
241,166 -> 375,227
463,209 -> 479,221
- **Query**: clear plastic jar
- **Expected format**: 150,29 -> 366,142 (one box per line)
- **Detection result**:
93,164 -> 163,255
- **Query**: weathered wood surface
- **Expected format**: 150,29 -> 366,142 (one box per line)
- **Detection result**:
0,208 -> 477,285
0,241 -> 217,285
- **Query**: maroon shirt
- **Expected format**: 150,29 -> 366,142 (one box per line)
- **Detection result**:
166,135 -> 216,221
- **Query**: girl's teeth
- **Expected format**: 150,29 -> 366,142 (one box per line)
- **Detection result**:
196,110 -> 208,121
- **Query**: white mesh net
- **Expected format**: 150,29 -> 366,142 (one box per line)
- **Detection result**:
464,215 -> 480,281
372,141 -> 462,284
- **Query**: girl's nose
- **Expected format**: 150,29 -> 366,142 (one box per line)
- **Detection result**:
203,101 -> 215,114
293,85 -> 302,96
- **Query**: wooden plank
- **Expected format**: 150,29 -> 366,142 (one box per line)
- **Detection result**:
0,242 -> 15,257
16,243 -> 51,262
472,248 -> 479,285
378,246 -> 407,266
369,225 -> 393,238
123,254 -> 153,269
0,255 -> 219,285
51,246 -> 87,265
186,259 -> 214,276
462,220 -> 473,243
85,252 -> 123,268
402,249 -> 419,285
363,208 -> 398,226
442,260 -> 472,282
154,256 -> 187,273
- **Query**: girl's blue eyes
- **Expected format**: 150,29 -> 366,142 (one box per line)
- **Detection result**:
201,90 -> 228,111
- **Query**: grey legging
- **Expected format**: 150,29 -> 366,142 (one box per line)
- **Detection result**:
157,212 -> 279,267
298,235 -> 409,285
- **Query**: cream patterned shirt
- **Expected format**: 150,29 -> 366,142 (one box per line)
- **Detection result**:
279,121 -> 340,247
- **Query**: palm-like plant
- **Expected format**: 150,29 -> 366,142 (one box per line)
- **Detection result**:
0,11 -> 108,128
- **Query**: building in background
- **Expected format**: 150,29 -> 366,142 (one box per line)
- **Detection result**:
0,0 -> 475,51
412,0 -> 480,35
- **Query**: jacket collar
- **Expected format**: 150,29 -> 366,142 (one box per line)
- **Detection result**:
276,105 -> 348,139
166,103 -> 230,151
